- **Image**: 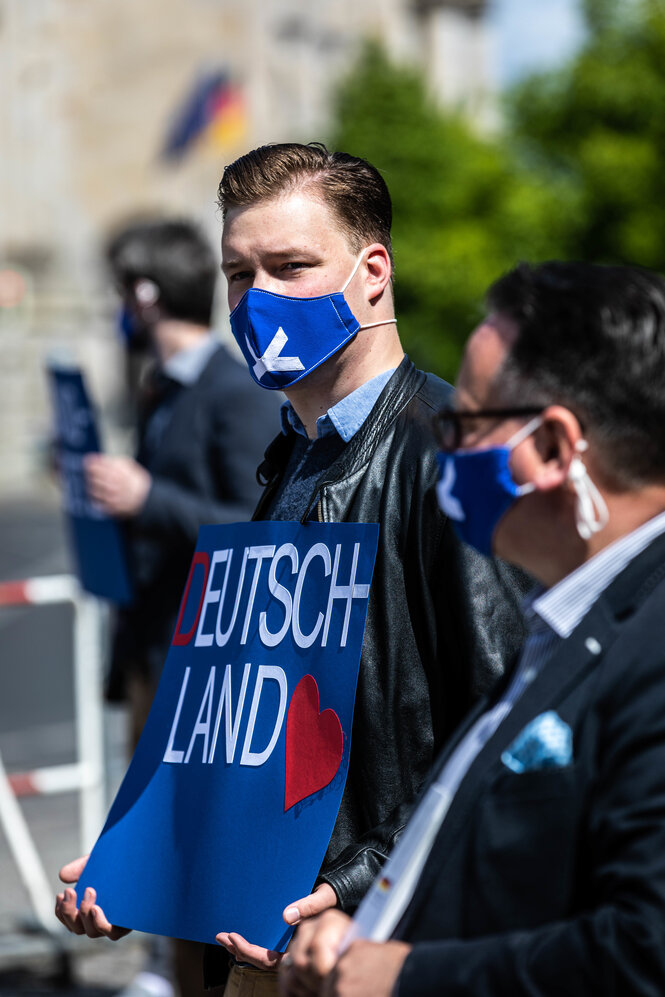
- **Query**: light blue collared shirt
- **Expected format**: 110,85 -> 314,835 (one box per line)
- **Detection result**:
280,368 -> 396,442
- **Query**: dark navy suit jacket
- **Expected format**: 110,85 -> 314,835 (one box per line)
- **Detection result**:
108,342 -> 281,696
395,529 -> 665,996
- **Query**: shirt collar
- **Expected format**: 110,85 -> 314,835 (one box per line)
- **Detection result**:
280,368 -> 396,442
162,333 -> 218,386
532,509 -> 665,638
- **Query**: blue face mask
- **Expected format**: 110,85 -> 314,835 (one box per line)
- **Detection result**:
229,252 -> 396,390
117,305 -> 150,352
436,417 -> 542,557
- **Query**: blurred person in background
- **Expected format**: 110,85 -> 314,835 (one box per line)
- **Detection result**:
84,217 -> 280,997
281,261 -> 665,997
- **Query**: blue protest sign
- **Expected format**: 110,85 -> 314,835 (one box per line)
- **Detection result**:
77,520 -> 379,946
48,365 -> 133,604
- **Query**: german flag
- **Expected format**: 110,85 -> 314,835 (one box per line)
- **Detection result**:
161,69 -> 247,161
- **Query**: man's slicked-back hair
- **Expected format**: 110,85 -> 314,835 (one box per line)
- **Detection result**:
218,142 -> 393,267
106,217 -> 218,327
488,261 -> 665,485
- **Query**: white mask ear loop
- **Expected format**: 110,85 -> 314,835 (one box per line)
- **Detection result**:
505,415 -> 543,498
341,251 -> 398,332
507,415 -> 544,449
568,441 -> 609,540
134,278 -> 160,306
341,251 -> 366,293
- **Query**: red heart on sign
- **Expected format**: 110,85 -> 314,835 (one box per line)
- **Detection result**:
284,674 -> 344,812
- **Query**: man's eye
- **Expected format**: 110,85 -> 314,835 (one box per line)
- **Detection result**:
229,271 -> 252,283
282,262 -> 310,272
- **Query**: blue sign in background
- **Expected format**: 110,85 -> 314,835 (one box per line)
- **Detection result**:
78,520 -> 379,946
48,365 -> 132,604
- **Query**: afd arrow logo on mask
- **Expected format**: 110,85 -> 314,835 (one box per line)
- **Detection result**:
229,284 -> 361,389
246,327 -> 305,381
76,521 -> 379,948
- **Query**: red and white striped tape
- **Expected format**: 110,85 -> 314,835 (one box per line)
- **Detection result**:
0,575 -> 89,801
0,574 -> 78,607
8,762 -> 93,797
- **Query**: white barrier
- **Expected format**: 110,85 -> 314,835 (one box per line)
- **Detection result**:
0,574 -> 105,936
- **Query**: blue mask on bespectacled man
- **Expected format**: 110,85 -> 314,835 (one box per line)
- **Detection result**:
436,416 -> 543,557
229,251 -> 396,390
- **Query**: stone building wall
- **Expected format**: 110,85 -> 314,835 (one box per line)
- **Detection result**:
0,0 -> 491,494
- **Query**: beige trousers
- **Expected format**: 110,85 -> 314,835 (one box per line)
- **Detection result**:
223,965 -> 280,997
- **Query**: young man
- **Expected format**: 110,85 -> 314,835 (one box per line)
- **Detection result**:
283,261 -> 665,997
210,143 -> 525,992
56,147 -> 525,996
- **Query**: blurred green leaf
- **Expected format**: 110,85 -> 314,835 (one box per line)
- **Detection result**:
329,43 -> 575,380
509,0 -> 665,267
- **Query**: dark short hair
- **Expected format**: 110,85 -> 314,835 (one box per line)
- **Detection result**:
218,142 -> 393,267
106,218 -> 218,327
488,261 -> 665,485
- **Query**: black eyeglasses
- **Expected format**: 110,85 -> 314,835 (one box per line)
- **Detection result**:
432,406 -> 545,452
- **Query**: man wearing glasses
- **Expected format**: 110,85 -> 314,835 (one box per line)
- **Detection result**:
282,261 -> 665,996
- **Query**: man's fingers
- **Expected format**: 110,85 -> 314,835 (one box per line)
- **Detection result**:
279,953 -> 319,997
58,854 -> 89,884
284,910 -> 350,994
216,932 -> 238,957
82,454 -> 103,479
90,906 -> 131,940
283,883 -> 337,924
69,887 -> 129,940
78,887 -> 103,938
55,888 -> 85,935
224,931 -> 282,971
305,912 -> 349,979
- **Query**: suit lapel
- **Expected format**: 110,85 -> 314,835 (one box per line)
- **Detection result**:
424,647 -> 524,778
426,595 -> 616,845
400,530 -> 665,934
454,527 -> 665,797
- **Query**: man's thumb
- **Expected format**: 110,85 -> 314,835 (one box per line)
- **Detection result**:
59,854 -> 89,884
283,883 -> 337,924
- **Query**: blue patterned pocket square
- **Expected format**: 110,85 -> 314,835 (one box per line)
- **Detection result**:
501,711 -> 573,774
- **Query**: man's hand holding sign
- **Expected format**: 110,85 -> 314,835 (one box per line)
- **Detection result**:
56,857 -> 335,960
56,522 -> 378,954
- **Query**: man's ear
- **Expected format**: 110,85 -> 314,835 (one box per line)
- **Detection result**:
134,279 -> 160,306
132,279 -> 161,324
363,244 -> 392,302
532,406 -> 584,491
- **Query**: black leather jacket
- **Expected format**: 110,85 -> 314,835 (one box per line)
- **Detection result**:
204,356 -> 526,986
255,356 -> 527,908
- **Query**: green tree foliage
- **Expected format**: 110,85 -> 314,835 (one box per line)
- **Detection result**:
508,0 -> 665,268
329,44 -> 577,379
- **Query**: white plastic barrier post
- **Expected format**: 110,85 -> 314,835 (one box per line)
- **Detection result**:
72,588 -> 106,853
0,574 -> 106,936
0,751 -> 55,934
